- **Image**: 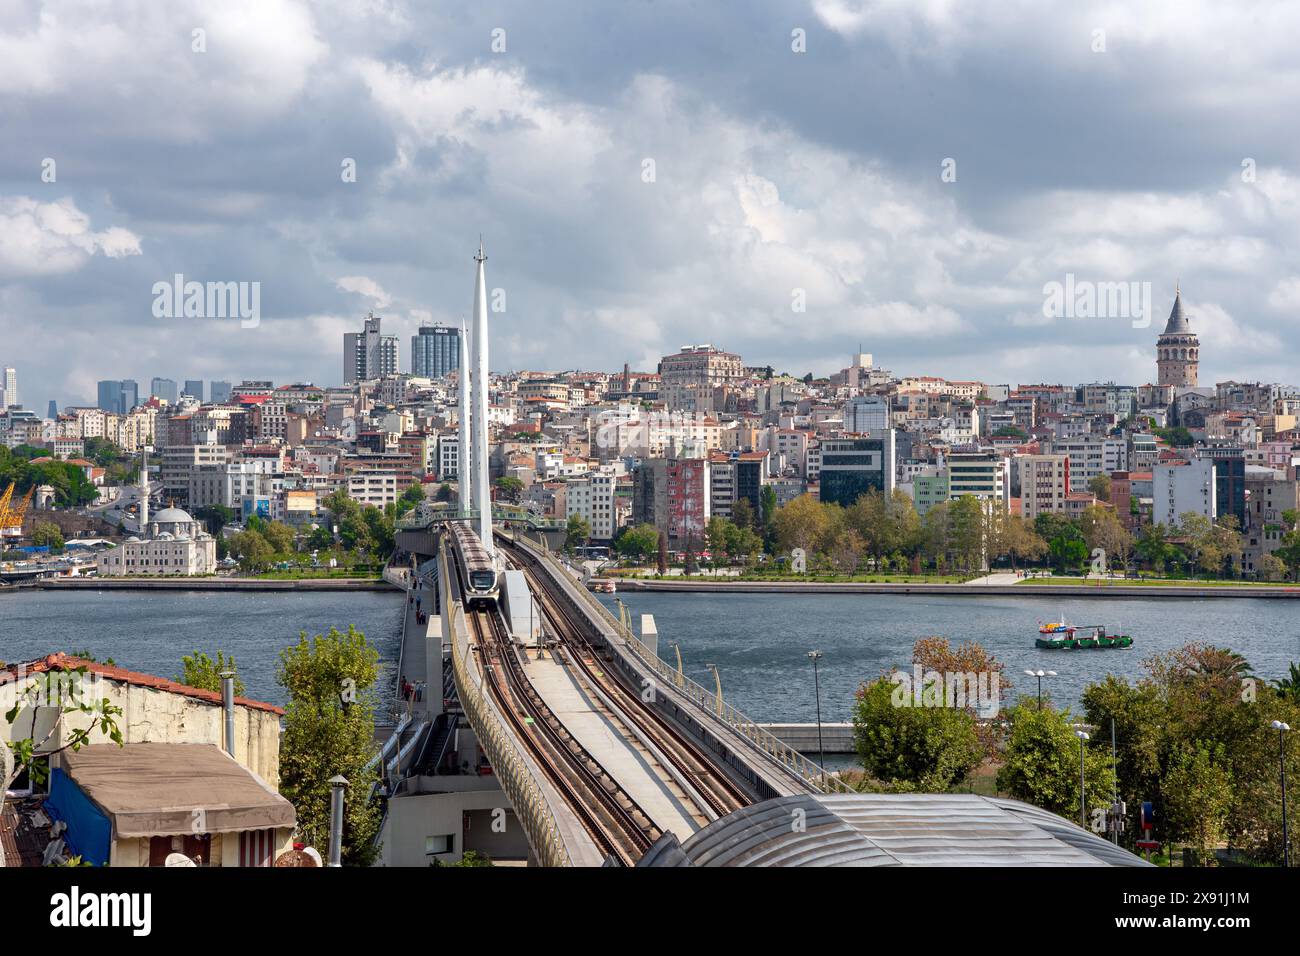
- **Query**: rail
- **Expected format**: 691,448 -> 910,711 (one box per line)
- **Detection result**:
513,535 -> 855,794
440,544 -> 573,867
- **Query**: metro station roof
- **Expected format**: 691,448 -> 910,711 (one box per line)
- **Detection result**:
638,793 -> 1150,867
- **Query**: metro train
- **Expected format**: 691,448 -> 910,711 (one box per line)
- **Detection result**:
449,520 -> 500,607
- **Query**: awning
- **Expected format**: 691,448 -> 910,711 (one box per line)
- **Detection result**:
60,743 -> 295,838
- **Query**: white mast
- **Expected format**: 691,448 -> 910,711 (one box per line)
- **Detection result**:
471,239 -> 494,555
457,316 -> 473,511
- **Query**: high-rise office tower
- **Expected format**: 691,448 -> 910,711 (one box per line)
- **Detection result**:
210,381 -> 233,403
411,323 -> 460,378
2,367 -> 16,408
183,379 -> 205,402
47,400 -> 58,419
97,379 -> 138,414
343,313 -> 399,384
150,377 -> 178,404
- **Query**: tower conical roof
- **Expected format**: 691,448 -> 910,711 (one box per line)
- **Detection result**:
1162,287 -> 1192,335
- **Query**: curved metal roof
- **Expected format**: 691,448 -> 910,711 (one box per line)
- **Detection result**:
639,793 -> 1152,867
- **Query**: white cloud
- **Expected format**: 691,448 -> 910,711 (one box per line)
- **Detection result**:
335,275 -> 392,308
0,196 -> 141,278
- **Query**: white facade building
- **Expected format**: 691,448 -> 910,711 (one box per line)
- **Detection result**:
98,505 -> 217,576
1152,459 -> 1216,527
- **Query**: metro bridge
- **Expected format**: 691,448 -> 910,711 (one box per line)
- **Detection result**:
384,517 -> 1147,867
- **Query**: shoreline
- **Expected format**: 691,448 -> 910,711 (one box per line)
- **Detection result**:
612,579 -> 1300,599
26,577 -> 397,593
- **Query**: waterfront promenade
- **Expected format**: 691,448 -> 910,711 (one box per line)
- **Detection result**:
614,576 -> 1300,599
33,576 -> 396,592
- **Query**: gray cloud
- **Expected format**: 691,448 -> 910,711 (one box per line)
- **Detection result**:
1,0 -> 1299,412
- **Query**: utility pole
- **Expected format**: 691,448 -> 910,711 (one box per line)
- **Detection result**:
807,650 -> 826,785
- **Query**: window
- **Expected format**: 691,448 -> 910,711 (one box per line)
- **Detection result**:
425,834 -> 453,855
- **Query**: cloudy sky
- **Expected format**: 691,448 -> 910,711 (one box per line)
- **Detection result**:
3,0 -> 1300,411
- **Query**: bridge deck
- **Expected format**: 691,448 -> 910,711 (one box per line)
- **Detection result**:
520,650 -> 702,841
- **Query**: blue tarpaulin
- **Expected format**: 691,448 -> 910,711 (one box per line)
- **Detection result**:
46,768 -> 112,866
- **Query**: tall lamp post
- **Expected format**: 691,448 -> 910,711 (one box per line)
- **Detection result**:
1075,730 -> 1090,829
1024,669 -> 1057,709
704,663 -> 723,718
668,640 -> 685,688
1273,720 -> 1291,867
807,651 -> 826,783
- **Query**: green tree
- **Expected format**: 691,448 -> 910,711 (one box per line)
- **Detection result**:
1163,742 -> 1234,865
1036,514 -> 1087,574
947,495 -> 985,571
395,483 -> 426,517
760,485 -> 778,550
262,520 -> 296,555
1080,504 -> 1132,572
984,511 -> 1046,571
996,700 -> 1114,820
228,529 -> 274,572
615,523 -> 659,563
852,677 -> 983,791
564,514 -> 590,553
1135,522 -> 1175,573
772,494 -> 830,555
1088,473 -> 1112,502
493,477 -> 524,503
1084,643 -> 1300,863
277,626 -> 382,866
30,521 -> 65,552
177,650 -> 246,696
705,516 -> 733,566
731,497 -> 756,534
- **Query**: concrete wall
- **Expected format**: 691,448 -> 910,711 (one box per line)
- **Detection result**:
1,672 -> 282,786
378,780 -> 531,866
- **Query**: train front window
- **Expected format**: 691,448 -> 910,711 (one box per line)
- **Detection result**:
469,571 -> 495,590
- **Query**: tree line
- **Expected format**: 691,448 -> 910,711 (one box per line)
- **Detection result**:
854,638 -> 1300,865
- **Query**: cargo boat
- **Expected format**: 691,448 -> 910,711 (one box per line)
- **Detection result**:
1035,622 -> 1133,650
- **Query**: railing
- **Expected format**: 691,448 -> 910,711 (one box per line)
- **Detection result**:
516,535 -> 855,795
382,565 -> 411,590
396,505 -> 565,532
440,545 -> 572,867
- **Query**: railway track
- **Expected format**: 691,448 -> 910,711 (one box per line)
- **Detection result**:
498,537 -> 750,820
453,547 -> 659,864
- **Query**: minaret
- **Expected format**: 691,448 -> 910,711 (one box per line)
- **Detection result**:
138,449 -> 149,531
457,316 -> 473,510
471,240 -> 494,555
1156,284 -> 1199,388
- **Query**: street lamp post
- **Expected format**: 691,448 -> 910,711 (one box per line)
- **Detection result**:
807,651 -> 826,783
668,640 -> 685,688
1075,730 -> 1090,829
1273,720 -> 1291,867
1023,669 -> 1057,709
705,663 -> 723,718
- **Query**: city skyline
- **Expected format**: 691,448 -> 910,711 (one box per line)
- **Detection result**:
4,3 -> 1300,409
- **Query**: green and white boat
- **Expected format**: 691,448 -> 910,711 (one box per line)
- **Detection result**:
1035,620 -> 1133,650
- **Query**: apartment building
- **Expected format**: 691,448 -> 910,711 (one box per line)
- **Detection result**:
1018,454 -> 1071,521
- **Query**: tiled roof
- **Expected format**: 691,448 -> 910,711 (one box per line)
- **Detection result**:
0,653 -> 284,715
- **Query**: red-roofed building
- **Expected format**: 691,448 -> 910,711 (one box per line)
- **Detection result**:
1,653 -> 293,868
